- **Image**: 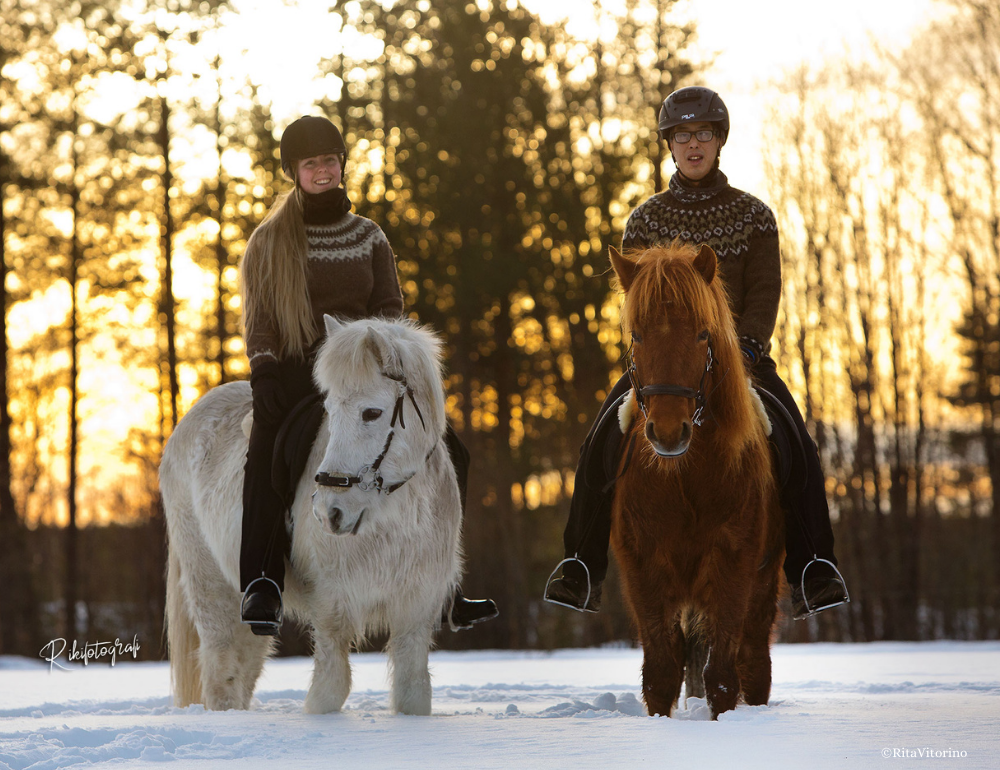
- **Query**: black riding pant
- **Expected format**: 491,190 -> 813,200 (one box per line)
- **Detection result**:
240,359 -> 472,592
240,358 -> 318,592
561,357 -> 838,586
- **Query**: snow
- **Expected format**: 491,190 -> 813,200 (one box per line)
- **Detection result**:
2,642 -> 998,769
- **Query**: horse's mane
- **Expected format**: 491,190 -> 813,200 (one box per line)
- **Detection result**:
620,242 -> 769,470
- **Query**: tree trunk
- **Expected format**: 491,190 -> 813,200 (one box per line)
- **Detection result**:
159,94 -> 179,430
0,178 -> 41,654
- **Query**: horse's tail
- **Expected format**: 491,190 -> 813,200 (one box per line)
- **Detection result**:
166,545 -> 203,707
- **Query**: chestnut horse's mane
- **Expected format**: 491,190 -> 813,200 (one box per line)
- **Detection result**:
619,242 -> 769,470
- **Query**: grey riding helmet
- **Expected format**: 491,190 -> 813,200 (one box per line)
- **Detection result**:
279,116 -> 347,178
657,87 -> 730,145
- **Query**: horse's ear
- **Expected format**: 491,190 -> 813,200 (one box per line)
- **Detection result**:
694,245 -> 717,284
324,314 -> 343,338
365,326 -> 403,379
609,246 -> 637,292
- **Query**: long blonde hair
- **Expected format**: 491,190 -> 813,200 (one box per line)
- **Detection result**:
239,187 -> 317,360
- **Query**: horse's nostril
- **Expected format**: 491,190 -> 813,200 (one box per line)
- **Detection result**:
329,508 -> 343,530
645,420 -> 657,443
680,422 -> 692,444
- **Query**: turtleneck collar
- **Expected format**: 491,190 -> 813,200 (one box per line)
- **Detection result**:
302,187 -> 352,225
668,168 -> 729,202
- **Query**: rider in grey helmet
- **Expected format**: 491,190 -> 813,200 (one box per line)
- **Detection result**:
545,86 -> 849,621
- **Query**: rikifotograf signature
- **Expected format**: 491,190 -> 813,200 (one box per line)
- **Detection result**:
39,635 -> 140,672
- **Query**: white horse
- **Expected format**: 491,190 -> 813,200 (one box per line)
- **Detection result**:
160,315 -> 462,715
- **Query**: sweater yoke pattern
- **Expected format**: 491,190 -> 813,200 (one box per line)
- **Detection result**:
623,188 -> 777,262
306,213 -> 389,263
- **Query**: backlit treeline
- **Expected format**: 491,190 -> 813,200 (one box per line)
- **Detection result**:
764,0 -> 1000,642
0,0 -> 995,657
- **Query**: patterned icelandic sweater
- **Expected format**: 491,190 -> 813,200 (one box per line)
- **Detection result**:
622,171 -> 781,351
246,212 -> 403,371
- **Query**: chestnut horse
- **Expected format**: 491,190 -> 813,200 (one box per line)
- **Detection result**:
609,242 -> 784,719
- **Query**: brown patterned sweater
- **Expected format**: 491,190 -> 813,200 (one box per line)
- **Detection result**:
622,171 -> 781,351
246,212 -> 403,371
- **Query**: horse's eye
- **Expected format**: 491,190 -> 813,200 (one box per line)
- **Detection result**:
362,408 -> 383,423
631,331 -> 643,344
698,330 -> 710,342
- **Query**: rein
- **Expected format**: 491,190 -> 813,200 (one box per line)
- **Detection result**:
626,334 -> 715,427
314,372 -> 428,495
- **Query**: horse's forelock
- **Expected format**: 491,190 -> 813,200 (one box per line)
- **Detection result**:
313,324 -> 383,396
622,244 -> 720,334
313,319 -> 445,422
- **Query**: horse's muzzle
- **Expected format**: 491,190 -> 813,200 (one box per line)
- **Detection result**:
313,492 -> 367,536
645,418 -> 692,457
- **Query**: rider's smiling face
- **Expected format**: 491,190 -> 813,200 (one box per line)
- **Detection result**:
296,153 -> 343,194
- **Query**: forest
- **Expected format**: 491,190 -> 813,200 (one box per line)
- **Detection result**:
0,0 -> 997,659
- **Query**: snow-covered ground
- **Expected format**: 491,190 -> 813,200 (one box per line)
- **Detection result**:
2,642 -> 998,769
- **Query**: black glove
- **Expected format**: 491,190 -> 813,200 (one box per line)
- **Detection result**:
250,362 -> 287,426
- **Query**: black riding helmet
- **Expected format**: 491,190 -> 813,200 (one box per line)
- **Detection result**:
657,87 -> 730,145
279,116 -> 347,179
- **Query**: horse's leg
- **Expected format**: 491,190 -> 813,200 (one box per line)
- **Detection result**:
638,611 -> 685,717
737,566 -> 782,706
702,575 -> 756,719
701,625 -> 742,719
178,531 -> 273,711
386,621 -> 434,716
305,619 -> 353,714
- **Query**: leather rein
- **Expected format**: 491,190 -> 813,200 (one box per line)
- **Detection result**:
626,333 -> 716,427
314,372 -> 429,495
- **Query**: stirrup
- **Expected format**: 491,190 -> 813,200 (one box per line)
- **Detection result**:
543,557 -> 594,612
797,558 -> 850,618
241,576 -> 283,634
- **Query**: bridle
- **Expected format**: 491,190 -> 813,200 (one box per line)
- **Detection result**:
626,332 -> 715,427
314,371 -> 429,495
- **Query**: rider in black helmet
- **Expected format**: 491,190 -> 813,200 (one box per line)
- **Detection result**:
544,86 -> 849,620
239,115 -> 497,635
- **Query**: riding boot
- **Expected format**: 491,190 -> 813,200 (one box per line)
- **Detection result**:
443,425 -> 498,629
752,357 -> 849,618
444,586 -> 500,631
545,374 -> 631,613
241,576 -> 283,636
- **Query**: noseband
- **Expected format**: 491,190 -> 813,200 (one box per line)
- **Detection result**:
314,372 -> 428,495
626,334 -> 715,427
